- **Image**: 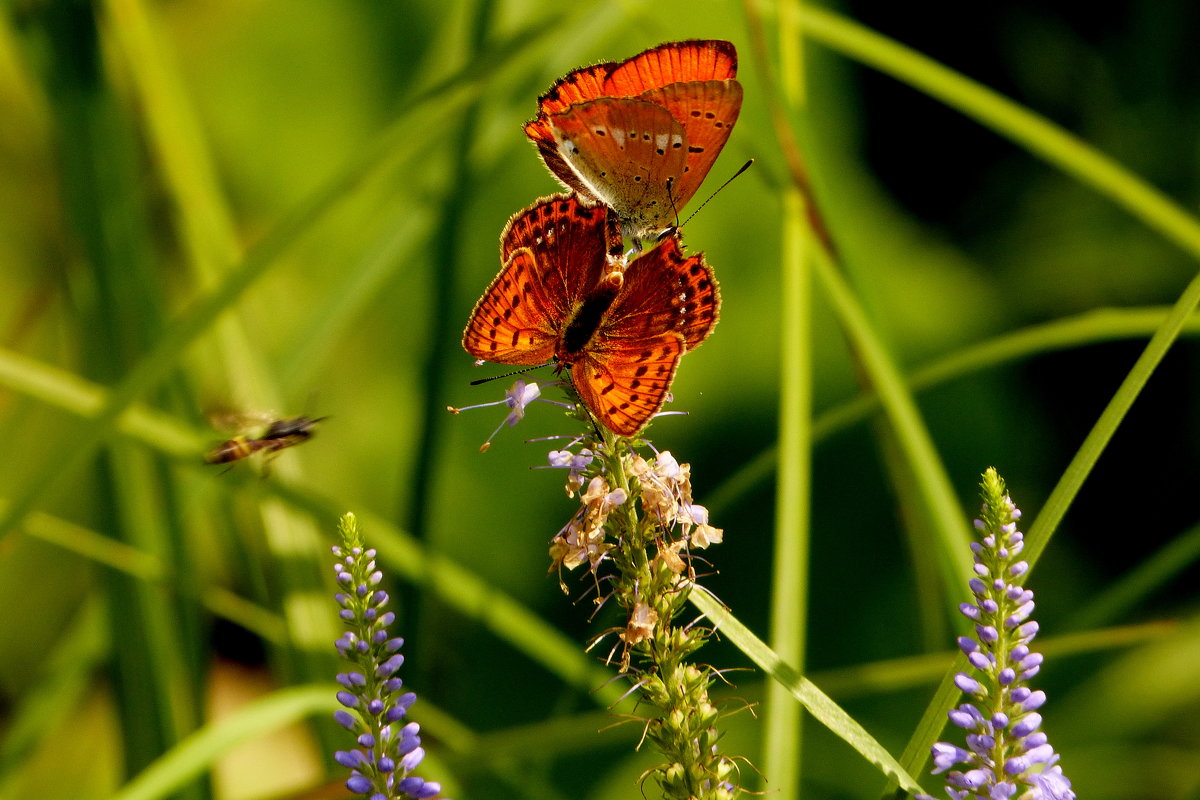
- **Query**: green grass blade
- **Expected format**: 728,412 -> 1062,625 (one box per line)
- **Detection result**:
750,0 -> 816,791
790,10 -> 1200,784
0,349 -> 625,703
796,6 -> 1200,261
705,307 -> 1200,518
280,207 -> 433,392
690,586 -> 927,795
109,686 -> 337,800
0,59 -> 481,547
808,239 -> 973,585
1071,520 -> 1200,630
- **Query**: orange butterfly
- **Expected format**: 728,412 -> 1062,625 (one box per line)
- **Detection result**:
462,195 -> 720,437
524,40 -> 742,242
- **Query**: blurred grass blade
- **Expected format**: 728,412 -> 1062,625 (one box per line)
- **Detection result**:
1072,520 -> 1200,630
0,35 -> 484,546
751,0 -> 815,790
811,620 -> 1171,699
748,0 -> 974,655
796,6 -> 1200,260
690,586 -> 927,795
280,207 -> 434,392
110,686 -> 336,800
807,237 -> 973,585
706,307 -> 1200,518
0,599 -> 108,790
19,507 -> 287,642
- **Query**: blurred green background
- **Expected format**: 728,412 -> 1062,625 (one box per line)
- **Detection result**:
1,0 -> 1198,798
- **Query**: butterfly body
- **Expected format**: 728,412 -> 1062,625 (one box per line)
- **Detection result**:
463,195 -> 719,436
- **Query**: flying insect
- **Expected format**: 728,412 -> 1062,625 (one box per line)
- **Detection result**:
204,415 -> 327,468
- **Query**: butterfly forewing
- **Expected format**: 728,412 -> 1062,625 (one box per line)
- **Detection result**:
602,236 -> 720,352
637,80 -> 743,210
464,195 -> 623,365
462,248 -> 559,364
499,194 -> 621,317
603,39 -> 738,96
548,98 -> 687,235
532,40 -> 738,117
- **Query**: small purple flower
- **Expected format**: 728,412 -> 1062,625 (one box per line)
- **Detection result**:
332,513 -> 451,799
928,469 -> 1074,800
448,379 -> 574,452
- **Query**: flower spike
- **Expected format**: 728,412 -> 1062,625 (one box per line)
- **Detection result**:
331,513 -> 450,800
925,469 -> 1074,800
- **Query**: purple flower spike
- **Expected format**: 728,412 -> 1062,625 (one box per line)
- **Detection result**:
332,514 -> 451,799
928,469 -> 1075,800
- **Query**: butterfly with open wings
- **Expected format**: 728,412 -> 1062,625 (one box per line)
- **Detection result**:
462,195 -> 720,437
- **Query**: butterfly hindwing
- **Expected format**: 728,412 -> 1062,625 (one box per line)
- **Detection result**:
461,247 -> 559,365
571,334 -> 684,437
568,235 -> 719,436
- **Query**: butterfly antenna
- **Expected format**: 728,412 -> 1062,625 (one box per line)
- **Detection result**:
468,364 -> 548,386
667,176 -> 682,228
665,158 -> 755,238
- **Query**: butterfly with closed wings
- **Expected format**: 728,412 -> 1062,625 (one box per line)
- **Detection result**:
524,39 -> 743,244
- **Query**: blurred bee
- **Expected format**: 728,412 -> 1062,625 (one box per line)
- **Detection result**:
205,415 -> 327,468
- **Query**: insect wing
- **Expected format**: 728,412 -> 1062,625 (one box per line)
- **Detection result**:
569,236 -> 719,436
464,196 -> 621,365
462,248 -> 560,365
546,98 -> 687,234
571,335 -> 684,437
634,80 -> 743,211
604,235 -> 720,352
532,40 -> 738,117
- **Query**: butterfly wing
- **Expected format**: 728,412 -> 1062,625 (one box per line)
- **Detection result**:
462,247 -> 560,365
600,39 -> 739,97
636,80 -> 743,210
570,235 -> 720,436
533,40 -> 738,116
571,335 -> 684,437
525,40 -> 739,206
605,234 -> 720,352
500,194 -> 623,303
463,195 -> 621,365
545,98 -> 687,235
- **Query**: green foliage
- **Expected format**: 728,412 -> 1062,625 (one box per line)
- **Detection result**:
1,1 -> 1198,799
